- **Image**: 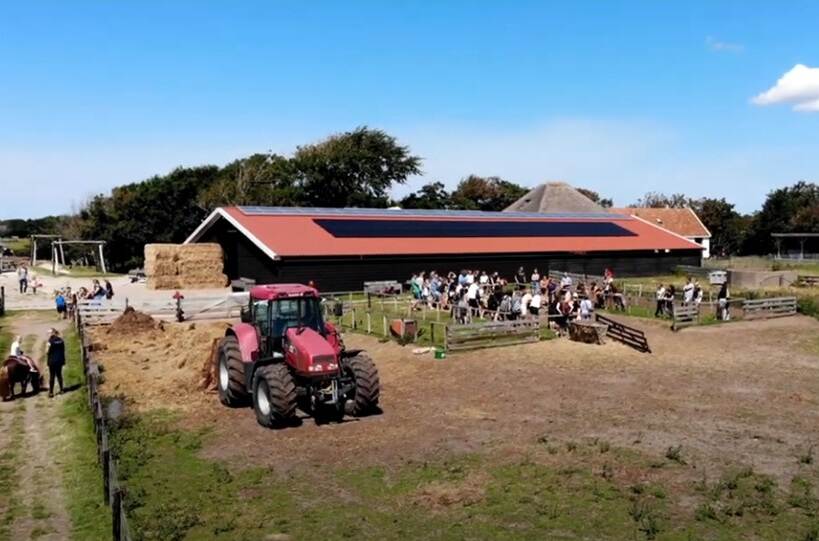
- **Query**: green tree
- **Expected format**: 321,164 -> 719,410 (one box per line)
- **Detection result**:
399,181 -> 451,209
293,127 -> 421,207
577,187 -> 613,208
632,192 -> 690,208
79,166 -> 220,271
449,175 -> 527,211
689,197 -> 746,257
743,181 -> 819,254
198,154 -> 299,210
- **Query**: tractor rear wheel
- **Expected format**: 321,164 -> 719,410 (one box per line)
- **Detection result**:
343,353 -> 380,416
217,335 -> 248,407
253,364 -> 297,428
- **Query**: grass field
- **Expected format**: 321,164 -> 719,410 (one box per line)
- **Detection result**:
95,314 -> 819,541
56,326 -> 112,539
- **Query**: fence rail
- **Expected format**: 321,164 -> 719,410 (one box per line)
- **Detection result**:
76,312 -> 133,540
671,303 -> 699,331
445,319 -> 540,352
742,296 -> 797,320
595,313 -> 651,353
77,292 -> 249,325
799,275 -> 819,287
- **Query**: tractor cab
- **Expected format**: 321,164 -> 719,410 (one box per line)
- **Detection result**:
242,284 -> 325,353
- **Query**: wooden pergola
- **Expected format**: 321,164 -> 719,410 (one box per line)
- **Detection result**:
772,232 -> 819,260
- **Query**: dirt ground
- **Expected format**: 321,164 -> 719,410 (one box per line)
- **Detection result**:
92,314 -> 819,485
0,313 -> 71,541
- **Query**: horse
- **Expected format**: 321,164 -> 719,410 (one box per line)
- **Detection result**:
0,356 -> 43,400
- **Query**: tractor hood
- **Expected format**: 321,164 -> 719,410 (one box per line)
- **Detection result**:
285,327 -> 338,375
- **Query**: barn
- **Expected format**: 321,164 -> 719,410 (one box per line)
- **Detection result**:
185,206 -> 703,291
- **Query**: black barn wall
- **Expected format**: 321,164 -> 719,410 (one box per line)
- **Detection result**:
199,218 -> 701,291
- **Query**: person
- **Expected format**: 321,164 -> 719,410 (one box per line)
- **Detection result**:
530,268 -> 540,293
17,265 -> 28,293
665,284 -> 676,316
46,328 -> 66,397
105,279 -> 114,300
520,288 -> 532,319
510,290 -> 522,320
55,291 -> 67,319
717,282 -> 730,321
693,281 -> 703,306
560,272 -> 573,290
654,284 -> 666,318
529,289 -> 542,317
683,277 -> 694,305
579,295 -> 594,320
10,335 -> 22,357
466,280 -> 480,317
515,267 -> 526,289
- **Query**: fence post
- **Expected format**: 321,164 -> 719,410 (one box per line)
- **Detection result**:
383,316 -> 387,337
366,312 -> 371,334
102,433 -> 111,504
352,308 -> 356,330
112,488 -> 122,540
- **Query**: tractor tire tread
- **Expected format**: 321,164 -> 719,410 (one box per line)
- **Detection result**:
346,353 -> 380,416
255,364 -> 297,427
218,335 -> 248,407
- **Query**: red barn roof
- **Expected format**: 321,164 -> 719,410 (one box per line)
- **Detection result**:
185,206 -> 701,260
610,207 -> 711,239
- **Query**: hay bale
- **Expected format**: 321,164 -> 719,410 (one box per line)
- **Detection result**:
146,276 -> 181,290
177,260 -> 223,275
145,244 -> 180,261
149,260 -> 179,277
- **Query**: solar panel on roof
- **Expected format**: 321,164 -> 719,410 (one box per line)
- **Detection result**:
314,219 -> 637,238
237,205 -> 629,221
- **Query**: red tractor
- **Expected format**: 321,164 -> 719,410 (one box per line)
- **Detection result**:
216,284 -> 380,428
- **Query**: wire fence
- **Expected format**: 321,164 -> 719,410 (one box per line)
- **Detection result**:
75,310 -> 134,541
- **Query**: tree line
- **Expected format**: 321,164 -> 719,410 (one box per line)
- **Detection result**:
1,127 -> 817,270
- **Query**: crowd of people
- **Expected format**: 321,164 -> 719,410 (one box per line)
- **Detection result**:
654,277 -> 731,321
408,267 -> 624,335
52,279 -> 115,320
407,267 -> 733,330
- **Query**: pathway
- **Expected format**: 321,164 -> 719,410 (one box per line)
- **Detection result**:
0,312 -> 71,540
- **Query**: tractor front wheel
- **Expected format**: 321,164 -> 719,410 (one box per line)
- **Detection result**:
343,354 -> 380,416
253,364 -> 297,428
217,335 -> 248,407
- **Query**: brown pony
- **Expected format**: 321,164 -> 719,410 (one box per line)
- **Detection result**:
1,356 -> 43,400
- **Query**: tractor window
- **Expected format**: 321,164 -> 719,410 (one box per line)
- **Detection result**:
270,297 -> 323,336
252,300 -> 270,335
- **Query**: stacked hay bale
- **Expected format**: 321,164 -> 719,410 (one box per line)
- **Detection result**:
144,243 -> 227,289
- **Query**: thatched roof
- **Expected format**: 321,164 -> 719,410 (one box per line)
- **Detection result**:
504,182 -> 604,213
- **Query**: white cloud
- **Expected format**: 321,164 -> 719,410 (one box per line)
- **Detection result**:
752,64 -> 819,112
705,36 -> 744,53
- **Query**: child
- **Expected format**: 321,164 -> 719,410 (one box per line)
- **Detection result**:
55,291 -> 67,319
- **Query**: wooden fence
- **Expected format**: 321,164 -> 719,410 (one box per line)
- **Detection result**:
799,275 -> 819,287
742,297 -> 798,320
76,313 -> 133,540
445,319 -> 541,352
671,303 -> 699,331
78,292 -> 249,325
595,313 -> 651,353
0,285 -> 4,317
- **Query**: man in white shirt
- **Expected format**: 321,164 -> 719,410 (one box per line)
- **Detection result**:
529,291 -> 542,316
579,296 -> 594,320
683,278 -> 694,304
654,284 -> 666,317
520,288 -> 532,318
560,272 -> 572,289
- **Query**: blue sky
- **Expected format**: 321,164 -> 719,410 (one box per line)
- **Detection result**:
2,1 -> 818,218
